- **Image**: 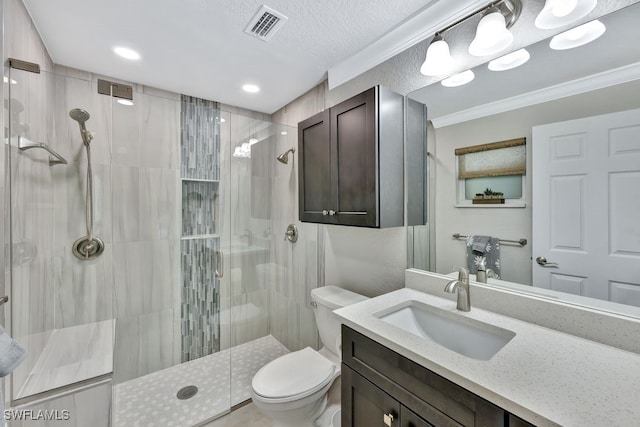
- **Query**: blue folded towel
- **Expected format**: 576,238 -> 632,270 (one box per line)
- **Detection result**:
0,325 -> 27,377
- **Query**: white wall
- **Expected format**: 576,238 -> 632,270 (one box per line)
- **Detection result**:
433,79 -> 640,285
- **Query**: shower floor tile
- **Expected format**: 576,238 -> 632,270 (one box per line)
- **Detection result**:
113,335 -> 289,427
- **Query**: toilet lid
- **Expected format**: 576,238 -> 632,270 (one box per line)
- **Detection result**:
252,347 -> 335,399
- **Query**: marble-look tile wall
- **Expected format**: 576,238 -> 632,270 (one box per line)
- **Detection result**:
270,84 -> 326,352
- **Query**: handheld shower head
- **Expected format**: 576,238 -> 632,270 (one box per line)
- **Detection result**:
277,147 -> 295,164
69,108 -> 93,146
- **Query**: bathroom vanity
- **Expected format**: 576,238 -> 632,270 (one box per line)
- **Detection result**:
336,271 -> 640,427
342,326 -> 532,427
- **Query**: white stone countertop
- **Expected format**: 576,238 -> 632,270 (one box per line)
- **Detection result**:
334,287 -> 640,427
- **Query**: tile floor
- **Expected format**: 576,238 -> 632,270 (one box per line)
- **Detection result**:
113,335 -> 289,426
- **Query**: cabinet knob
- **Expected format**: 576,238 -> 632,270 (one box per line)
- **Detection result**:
383,412 -> 395,426
328,210 -> 336,216
322,210 -> 328,216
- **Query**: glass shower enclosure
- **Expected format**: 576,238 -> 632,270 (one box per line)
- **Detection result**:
6,61 -> 300,425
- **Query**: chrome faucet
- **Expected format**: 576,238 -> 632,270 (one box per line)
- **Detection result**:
444,267 -> 471,312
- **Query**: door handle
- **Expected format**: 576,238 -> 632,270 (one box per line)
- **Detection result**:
536,256 -> 558,267
215,250 -> 224,278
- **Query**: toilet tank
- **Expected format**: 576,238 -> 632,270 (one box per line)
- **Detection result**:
310,286 -> 368,356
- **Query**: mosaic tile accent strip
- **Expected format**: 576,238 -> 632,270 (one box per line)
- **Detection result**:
182,181 -> 217,236
181,237 -> 220,362
113,335 -> 289,427
181,95 -> 220,181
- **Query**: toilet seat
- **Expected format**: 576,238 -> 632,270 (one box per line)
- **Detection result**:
252,347 -> 336,403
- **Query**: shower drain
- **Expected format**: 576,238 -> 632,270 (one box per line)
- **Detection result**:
176,385 -> 199,400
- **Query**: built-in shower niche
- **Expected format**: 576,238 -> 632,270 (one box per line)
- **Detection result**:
182,180 -> 219,236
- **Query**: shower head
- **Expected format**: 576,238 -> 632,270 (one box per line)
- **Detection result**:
69,108 -> 90,123
69,108 -> 93,146
277,147 -> 295,164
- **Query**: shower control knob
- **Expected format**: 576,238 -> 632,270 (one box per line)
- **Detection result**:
322,210 -> 328,216
328,210 -> 336,216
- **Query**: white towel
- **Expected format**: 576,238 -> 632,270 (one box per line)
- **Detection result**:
0,326 -> 27,418
0,326 -> 26,378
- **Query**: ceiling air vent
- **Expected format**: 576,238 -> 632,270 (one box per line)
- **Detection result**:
244,5 -> 288,41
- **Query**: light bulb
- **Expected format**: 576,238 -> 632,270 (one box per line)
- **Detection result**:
488,49 -> 531,71
535,0 -> 597,30
551,0 -> 578,17
550,19 -> 605,50
468,11 -> 513,57
420,36 -> 455,76
441,70 -> 475,88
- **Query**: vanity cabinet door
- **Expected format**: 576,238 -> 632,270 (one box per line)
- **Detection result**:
298,110 -> 332,224
342,364 -> 400,427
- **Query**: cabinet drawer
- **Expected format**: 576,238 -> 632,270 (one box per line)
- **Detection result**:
342,325 -> 504,427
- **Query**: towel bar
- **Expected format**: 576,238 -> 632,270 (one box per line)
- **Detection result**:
18,136 -> 68,166
452,233 -> 527,246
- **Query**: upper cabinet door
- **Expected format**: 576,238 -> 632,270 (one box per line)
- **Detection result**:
298,110 -> 331,223
330,87 -> 377,227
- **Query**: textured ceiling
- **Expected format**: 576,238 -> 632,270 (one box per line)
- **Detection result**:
23,0 -> 435,113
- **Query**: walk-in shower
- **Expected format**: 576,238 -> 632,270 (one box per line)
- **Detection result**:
69,108 -> 104,260
276,146 -> 295,164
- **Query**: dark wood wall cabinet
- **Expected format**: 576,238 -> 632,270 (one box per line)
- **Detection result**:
298,86 -> 406,228
342,326 -> 536,427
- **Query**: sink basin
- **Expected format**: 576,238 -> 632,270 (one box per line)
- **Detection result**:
377,301 -> 515,361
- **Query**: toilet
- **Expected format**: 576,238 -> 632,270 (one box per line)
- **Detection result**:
251,286 -> 368,427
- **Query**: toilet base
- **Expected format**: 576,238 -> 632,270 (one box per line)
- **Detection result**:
261,395 -> 327,427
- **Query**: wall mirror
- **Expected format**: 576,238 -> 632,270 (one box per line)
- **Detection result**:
407,0 -> 640,319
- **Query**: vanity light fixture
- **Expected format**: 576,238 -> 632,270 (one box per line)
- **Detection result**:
420,0 -> 522,77
420,34 -> 455,76
549,19 -> 605,50
113,46 -> 140,60
468,6 -> 514,57
488,48 -> 530,71
441,70 -> 475,87
535,0 -> 597,30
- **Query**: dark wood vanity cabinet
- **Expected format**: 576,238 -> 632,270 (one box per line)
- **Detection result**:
298,86 -> 404,228
342,326 -> 536,427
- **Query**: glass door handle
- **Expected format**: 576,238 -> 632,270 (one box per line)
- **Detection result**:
215,250 -> 224,278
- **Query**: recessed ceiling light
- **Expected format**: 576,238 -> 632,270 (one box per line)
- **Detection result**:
242,84 -> 260,93
117,99 -> 134,106
113,46 -> 141,60
488,48 -> 531,71
280,131 -> 288,135
441,70 -> 475,87
550,20 -> 606,50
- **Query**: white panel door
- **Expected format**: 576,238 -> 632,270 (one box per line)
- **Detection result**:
532,108 -> 640,306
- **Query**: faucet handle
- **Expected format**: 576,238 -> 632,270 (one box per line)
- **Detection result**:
453,266 -> 469,281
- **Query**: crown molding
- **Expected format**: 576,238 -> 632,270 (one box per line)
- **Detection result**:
432,61 -> 640,128
327,0 -> 492,90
